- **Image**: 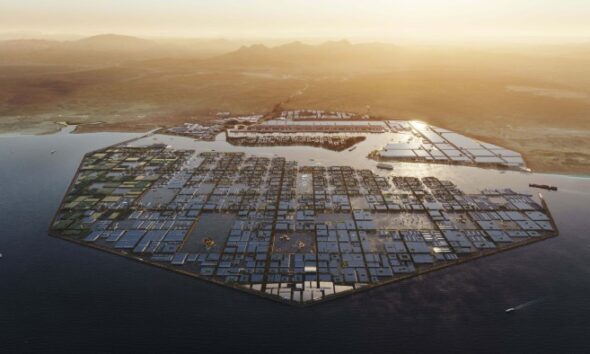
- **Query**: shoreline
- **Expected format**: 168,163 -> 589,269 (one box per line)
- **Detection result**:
1,120 -> 589,177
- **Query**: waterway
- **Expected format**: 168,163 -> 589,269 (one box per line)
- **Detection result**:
1,128 -> 589,352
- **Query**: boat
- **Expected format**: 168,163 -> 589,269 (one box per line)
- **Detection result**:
377,163 -> 394,170
50,150 -> 56,154
529,183 -> 558,191
348,146 -> 357,152
505,307 -> 515,313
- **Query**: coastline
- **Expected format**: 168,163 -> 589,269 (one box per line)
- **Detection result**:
1,119 -> 589,177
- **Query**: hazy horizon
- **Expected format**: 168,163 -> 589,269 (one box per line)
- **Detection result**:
2,0 -> 590,44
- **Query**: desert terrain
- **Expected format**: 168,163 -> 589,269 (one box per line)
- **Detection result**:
1,35 -> 589,174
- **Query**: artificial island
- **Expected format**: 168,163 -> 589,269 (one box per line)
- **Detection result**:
49,110 -> 558,305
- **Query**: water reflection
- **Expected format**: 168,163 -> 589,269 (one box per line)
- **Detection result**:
128,132 -> 589,198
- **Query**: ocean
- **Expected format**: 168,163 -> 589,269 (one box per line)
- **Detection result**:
1,129 -> 589,353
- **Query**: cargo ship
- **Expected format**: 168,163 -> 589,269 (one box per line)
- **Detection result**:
529,183 -> 558,191
377,163 -> 394,170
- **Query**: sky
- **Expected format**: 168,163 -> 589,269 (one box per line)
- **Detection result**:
2,0 -> 590,42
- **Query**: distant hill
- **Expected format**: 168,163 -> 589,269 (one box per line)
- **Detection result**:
0,39 -> 58,51
214,40 -> 402,69
0,34 -> 244,65
0,34 -> 157,65
1,36 -> 589,174
72,34 -> 158,52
